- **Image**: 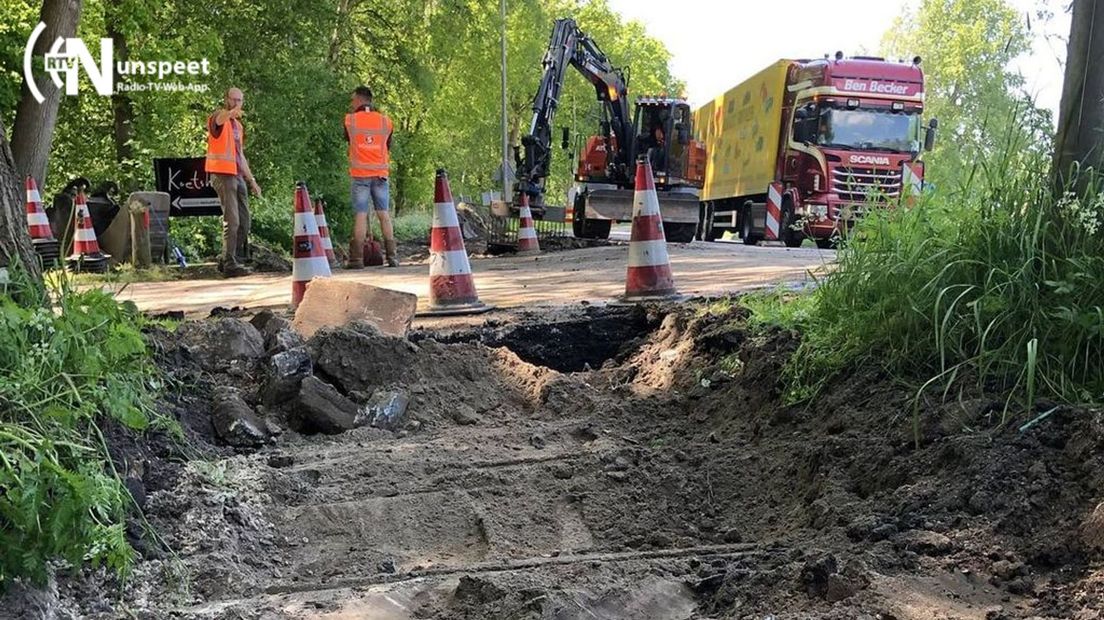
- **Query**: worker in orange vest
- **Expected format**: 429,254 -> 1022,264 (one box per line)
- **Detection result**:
205,87 -> 262,277
344,86 -> 398,268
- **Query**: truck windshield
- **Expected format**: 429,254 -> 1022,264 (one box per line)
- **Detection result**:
817,108 -> 919,152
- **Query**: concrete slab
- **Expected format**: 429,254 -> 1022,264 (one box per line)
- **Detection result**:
292,279 -> 418,339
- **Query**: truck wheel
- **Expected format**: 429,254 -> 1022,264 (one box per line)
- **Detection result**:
781,200 -> 804,248
740,204 -> 760,246
815,238 -> 838,250
663,222 -> 697,243
702,203 -> 719,242
574,217 -> 611,240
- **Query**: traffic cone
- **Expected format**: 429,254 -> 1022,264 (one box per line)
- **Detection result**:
515,193 -> 540,255
67,190 -> 110,273
419,169 -> 492,316
313,196 -> 336,265
25,176 -> 60,267
622,158 -> 678,301
291,182 -> 331,308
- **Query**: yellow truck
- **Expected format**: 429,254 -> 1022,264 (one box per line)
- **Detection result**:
693,55 -> 935,247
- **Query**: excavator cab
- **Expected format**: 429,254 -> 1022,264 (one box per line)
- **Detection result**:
632,98 -> 704,188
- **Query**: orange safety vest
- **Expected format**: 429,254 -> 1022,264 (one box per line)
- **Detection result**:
205,114 -> 242,175
345,110 -> 393,178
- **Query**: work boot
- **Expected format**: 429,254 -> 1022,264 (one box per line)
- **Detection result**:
384,238 -> 399,268
344,238 -> 364,270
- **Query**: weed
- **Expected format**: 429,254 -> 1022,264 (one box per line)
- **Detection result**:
0,268 -> 165,586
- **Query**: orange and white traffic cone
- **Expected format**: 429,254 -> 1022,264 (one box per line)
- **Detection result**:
419,169 -> 492,316
313,196 -> 336,265
515,192 -> 540,255
622,158 -> 679,301
25,177 -> 53,240
67,190 -> 110,273
291,182 -> 331,308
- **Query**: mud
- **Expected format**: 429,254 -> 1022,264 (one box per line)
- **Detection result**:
6,300 -> 1104,619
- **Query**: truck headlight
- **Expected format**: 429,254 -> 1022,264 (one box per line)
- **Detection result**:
810,204 -> 828,220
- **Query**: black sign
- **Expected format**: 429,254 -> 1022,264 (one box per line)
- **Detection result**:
154,157 -> 223,217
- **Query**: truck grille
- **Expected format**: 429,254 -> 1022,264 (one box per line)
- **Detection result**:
831,167 -> 901,202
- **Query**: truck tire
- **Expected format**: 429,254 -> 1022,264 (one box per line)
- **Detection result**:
663,222 -> 697,243
815,237 -> 838,249
573,217 -> 612,240
702,203 -> 719,242
740,203 -> 760,246
781,199 -> 804,248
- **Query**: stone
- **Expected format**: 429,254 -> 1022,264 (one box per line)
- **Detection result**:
825,573 -> 860,602
354,389 -> 411,431
269,328 -> 306,355
250,309 -> 278,332
799,554 -> 838,598
178,319 -> 264,368
529,434 -> 547,450
292,279 -> 417,340
897,529 -> 955,556
267,454 -> 294,468
211,387 -> 270,447
297,376 -> 358,434
1081,501 -> 1104,551
449,403 -> 480,426
722,528 -> 742,544
262,347 -> 313,406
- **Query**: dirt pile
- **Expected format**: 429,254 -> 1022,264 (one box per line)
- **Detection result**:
8,300 -> 1104,619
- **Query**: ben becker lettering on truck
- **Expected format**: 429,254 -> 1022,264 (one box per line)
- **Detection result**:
842,79 -> 909,95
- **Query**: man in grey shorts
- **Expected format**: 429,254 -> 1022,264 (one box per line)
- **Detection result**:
344,86 -> 398,268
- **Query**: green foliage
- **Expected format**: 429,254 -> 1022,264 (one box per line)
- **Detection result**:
881,0 -> 1053,189
751,116 -> 1104,424
1,0 -> 679,258
0,271 -> 161,586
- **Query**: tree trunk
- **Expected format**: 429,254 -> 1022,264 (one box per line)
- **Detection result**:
10,0 -> 83,191
1053,0 -> 1104,190
106,0 -> 136,190
0,122 -> 43,284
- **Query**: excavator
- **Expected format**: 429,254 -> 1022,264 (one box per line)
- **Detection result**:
514,18 -> 705,243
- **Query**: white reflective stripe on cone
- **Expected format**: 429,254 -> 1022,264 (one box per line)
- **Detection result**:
27,212 -> 50,225
26,189 -> 41,203
518,227 -> 538,240
433,202 -> 460,228
627,239 -> 672,268
321,236 -> 334,249
74,229 -> 98,241
293,256 -> 332,279
293,213 -> 321,235
429,249 -> 473,276
633,190 -> 662,217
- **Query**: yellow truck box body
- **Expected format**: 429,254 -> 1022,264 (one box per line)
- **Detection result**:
694,60 -> 792,202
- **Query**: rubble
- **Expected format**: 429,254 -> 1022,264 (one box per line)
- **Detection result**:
353,389 -> 410,431
296,376 -> 358,434
211,387 -> 270,447
262,347 -> 313,406
292,279 -> 417,339
178,318 -> 264,368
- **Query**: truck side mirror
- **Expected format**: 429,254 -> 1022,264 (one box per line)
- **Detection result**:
924,118 -> 938,152
561,127 -> 570,150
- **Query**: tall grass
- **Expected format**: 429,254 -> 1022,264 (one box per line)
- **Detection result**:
753,123 -> 1104,424
0,268 -> 165,586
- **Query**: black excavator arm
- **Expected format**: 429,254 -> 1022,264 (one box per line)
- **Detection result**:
515,18 -> 633,207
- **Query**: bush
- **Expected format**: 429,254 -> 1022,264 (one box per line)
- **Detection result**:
748,131 -> 1104,424
0,271 -> 162,586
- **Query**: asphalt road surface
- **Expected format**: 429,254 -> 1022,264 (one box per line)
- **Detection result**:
115,240 -> 833,320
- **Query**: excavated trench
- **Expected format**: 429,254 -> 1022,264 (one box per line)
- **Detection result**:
22,301 -> 1104,619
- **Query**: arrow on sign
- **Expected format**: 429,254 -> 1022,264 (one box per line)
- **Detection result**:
172,196 -> 222,210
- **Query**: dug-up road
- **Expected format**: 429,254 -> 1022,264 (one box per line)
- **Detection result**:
115,241 -> 832,318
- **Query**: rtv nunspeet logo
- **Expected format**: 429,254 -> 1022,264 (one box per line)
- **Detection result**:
23,21 -> 211,103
